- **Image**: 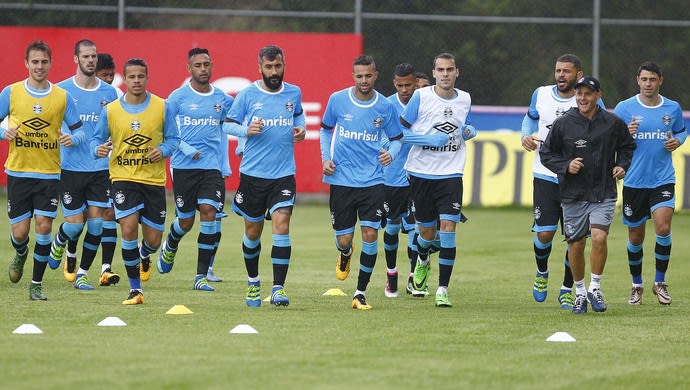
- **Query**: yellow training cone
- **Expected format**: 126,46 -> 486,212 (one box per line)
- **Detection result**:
323,288 -> 347,296
166,305 -> 193,315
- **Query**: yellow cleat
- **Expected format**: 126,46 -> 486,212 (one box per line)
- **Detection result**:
99,270 -> 120,286
335,246 -> 353,281
140,256 -> 152,282
63,257 -> 77,283
351,294 -> 372,310
122,290 -> 144,305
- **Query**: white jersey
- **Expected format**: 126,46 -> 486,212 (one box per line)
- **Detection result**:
401,86 -> 471,177
528,85 -> 576,179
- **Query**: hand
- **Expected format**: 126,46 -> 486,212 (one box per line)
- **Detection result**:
322,159 -> 335,176
247,119 -> 263,136
378,149 -> 392,166
628,119 -> 640,136
96,141 -> 113,158
146,147 -> 163,162
612,166 -> 626,179
521,135 -> 539,151
59,133 -> 74,147
293,127 -> 306,143
191,151 -> 202,160
568,157 -> 584,174
664,132 -> 680,152
4,125 -> 19,140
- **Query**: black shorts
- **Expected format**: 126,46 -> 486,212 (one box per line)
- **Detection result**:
384,185 -> 415,232
172,168 -> 224,218
408,176 -> 462,225
329,184 -> 385,234
59,169 -> 111,217
7,176 -> 59,223
232,173 -> 296,222
532,178 -> 562,233
622,184 -> 675,227
111,181 -> 167,231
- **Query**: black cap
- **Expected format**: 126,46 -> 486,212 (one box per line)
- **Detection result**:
575,76 -> 600,92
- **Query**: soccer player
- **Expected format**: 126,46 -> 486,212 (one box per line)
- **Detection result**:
157,48 -> 233,292
49,40 -> 120,290
401,52 -> 477,308
95,53 -> 119,90
91,57 -> 179,305
415,71 -> 431,88
614,61 -> 686,305
320,55 -> 405,311
520,54 -> 586,309
1,40 -> 83,300
540,76 -> 635,314
223,45 -> 304,307
382,63 -> 419,298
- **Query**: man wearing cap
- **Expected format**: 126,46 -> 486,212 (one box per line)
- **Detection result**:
539,76 -> 636,314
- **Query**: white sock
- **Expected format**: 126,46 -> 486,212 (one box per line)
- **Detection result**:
589,273 -> 602,292
436,286 -> 448,295
248,276 -> 260,283
574,279 -> 586,296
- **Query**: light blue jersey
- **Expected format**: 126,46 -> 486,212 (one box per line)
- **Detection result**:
320,87 -> 403,187
167,83 -> 233,171
614,94 -> 686,188
383,93 -> 412,187
57,77 -> 119,172
225,81 -> 304,179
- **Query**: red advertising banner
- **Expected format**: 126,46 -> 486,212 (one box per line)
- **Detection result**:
0,26 -> 362,193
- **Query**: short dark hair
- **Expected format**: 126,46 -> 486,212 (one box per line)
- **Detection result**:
433,52 -> 455,68
415,71 -> 430,81
353,55 -> 375,69
74,39 -> 96,56
123,57 -> 147,75
394,63 -> 415,78
25,40 -> 51,61
188,47 -> 209,60
637,60 -> 663,77
258,45 -> 284,63
556,53 -> 582,71
96,53 -> 115,71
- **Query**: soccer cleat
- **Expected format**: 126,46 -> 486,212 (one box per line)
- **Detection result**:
572,294 -> 587,314
193,275 -> 215,292
74,274 -> 94,290
157,241 -> 176,274
335,247 -> 352,281
558,289 -> 574,309
351,293 -> 372,310
435,290 -> 453,307
63,257 -> 77,283
587,289 -> 607,312
246,281 -> 261,307
652,283 -> 672,305
8,251 -> 28,283
29,283 -> 48,301
532,272 -> 548,302
206,269 -> 223,282
406,275 -> 428,297
412,258 -> 430,293
48,239 -> 66,270
122,290 -> 144,305
99,269 -> 120,286
270,286 -> 290,306
140,255 -> 152,282
628,286 -> 644,305
385,271 -> 398,298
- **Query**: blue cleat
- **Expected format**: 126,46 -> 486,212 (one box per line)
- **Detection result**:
532,272 -> 548,302
157,241 -> 176,274
270,285 -> 290,307
193,275 -> 215,291
587,289 -> 607,312
572,294 -> 587,314
48,239 -> 65,270
74,274 -> 95,291
246,281 -> 261,307
558,289 -> 574,309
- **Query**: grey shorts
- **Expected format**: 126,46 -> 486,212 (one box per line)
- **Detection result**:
562,198 -> 616,242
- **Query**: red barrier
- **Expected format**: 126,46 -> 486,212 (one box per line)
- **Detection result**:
0,26 -> 362,193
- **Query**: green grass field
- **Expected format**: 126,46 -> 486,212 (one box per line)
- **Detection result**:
1,202 -> 690,389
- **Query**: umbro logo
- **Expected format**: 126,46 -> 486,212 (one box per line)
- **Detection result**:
252,102 -> 264,110
281,189 -> 292,197
189,104 -> 200,111
433,121 -> 458,135
661,190 -> 672,198
574,139 -> 587,148
22,117 -> 50,132
123,134 -> 152,147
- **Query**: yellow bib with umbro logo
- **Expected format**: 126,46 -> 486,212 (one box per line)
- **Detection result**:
5,81 -> 66,174
107,94 -> 166,186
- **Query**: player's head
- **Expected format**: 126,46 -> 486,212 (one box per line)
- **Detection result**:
96,53 -> 116,84
258,45 -> 285,91
24,40 -> 52,83
74,39 -> 97,77
574,76 -> 601,117
432,52 -> 458,91
554,53 -> 583,94
636,61 -> 663,98
393,63 -> 416,104
123,57 -> 148,96
415,71 -> 430,88
352,55 -> 378,97
187,47 -> 212,86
